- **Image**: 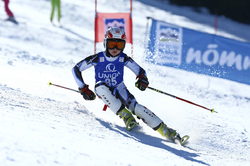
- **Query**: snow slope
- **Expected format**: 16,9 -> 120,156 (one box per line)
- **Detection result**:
0,0 -> 250,165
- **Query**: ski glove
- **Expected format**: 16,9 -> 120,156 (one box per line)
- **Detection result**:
79,85 -> 96,100
135,74 -> 149,91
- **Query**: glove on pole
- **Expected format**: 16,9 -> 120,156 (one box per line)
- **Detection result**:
135,74 -> 149,91
48,82 -> 96,100
147,86 -> 217,113
79,85 -> 96,100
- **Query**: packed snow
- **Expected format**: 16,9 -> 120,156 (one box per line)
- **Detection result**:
0,0 -> 250,165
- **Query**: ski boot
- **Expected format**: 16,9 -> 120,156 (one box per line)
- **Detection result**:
118,108 -> 137,131
157,123 -> 177,142
157,123 -> 189,145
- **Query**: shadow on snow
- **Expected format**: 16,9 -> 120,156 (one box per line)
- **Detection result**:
95,117 -> 209,166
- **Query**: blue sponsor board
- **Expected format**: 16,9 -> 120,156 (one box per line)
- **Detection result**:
147,19 -> 250,85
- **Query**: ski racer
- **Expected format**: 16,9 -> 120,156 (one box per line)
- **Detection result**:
72,27 -> 178,142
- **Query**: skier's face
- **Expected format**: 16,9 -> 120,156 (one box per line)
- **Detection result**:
108,48 -> 121,57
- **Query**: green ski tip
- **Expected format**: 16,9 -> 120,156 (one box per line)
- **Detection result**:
180,135 -> 190,146
176,134 -> 189,146
48,82 -> 52,86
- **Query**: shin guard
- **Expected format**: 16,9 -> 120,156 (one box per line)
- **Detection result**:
134,104 -> 162,129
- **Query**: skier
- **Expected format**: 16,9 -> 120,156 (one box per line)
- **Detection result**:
72,27 -> 178,142
2,0 -> 16,23
50,0 -> 61,23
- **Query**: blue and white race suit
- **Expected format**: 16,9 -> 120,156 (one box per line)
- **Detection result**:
72,51 -> 146,112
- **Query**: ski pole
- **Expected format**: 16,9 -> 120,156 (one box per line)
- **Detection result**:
147,86 -> 217,113
48,82 -> 79,93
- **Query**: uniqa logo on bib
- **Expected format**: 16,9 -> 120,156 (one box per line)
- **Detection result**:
104,63 -> 117,72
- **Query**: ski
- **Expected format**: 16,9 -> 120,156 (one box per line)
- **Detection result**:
175,134 -> 190,146
0,18 -> 25,25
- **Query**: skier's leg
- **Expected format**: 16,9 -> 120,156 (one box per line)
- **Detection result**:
132,103 -> 177,141
133,103 -> 162,129
56,0 -> 61,22
95,82 -> 137,131
95,82 -> 124,114
4,0 -> 14,18
50,0 -> 56,22
113,83 -> 162,129
114,83 -> 177,141
113,82 -> 137,111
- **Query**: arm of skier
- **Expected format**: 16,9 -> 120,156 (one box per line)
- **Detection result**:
72,54 -> 99,100
124,54 -> 149,91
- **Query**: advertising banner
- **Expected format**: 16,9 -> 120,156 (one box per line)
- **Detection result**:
147,19 -> 250,85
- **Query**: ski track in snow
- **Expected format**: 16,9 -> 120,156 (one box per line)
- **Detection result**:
0,0 -> 250,165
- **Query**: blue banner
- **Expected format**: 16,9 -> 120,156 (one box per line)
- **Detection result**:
146,19 -> 250,85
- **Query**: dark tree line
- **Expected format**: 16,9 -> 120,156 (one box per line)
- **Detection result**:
166,0 -> 250,24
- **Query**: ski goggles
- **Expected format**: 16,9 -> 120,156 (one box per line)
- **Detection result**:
107,39 -> 125,50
